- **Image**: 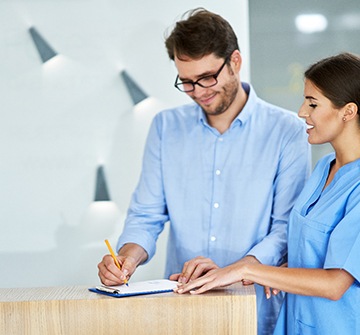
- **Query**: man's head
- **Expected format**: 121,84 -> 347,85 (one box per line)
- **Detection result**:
165,9 -> 244,120
165,8 -> 239,61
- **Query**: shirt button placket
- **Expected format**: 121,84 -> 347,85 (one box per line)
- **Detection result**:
209,136 -> 223,255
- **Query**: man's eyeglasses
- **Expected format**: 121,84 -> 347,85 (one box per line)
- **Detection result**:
174,56 -> 230,93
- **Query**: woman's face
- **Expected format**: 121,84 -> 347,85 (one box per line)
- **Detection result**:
298,79 -> 344,145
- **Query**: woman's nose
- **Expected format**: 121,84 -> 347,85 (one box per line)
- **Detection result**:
298,104 -> 309,119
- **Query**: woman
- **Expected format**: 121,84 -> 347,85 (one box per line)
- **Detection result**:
174,52 -> 360,334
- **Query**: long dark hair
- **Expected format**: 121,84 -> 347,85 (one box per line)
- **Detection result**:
305,52 -> 360,112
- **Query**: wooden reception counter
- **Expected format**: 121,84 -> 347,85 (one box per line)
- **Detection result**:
0,283 -> 256,335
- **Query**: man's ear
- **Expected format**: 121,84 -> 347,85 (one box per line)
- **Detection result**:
230,50 -> 242,72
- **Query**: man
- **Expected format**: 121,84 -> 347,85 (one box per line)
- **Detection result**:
98,8 -> 311,334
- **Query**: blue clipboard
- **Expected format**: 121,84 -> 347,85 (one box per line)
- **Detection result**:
88,279 -> 177,298
88,287 -> 174,298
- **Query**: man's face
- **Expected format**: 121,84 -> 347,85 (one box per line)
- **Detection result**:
174,53 -> 239,116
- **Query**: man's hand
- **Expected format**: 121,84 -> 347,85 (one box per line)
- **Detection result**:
97,243 -> 148,286
237,255 -> 260,286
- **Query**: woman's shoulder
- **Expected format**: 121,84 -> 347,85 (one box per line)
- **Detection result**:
313,152 -> 336,170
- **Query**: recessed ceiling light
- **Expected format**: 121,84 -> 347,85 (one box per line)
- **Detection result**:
295,14 -> 328,34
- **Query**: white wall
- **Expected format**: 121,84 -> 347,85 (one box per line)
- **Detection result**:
0,0 -> 249,288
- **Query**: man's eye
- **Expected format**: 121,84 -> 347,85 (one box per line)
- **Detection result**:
199,76 -> 215,82
309,104 -> 317,108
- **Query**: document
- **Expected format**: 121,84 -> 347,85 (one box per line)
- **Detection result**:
89,279 -> 178,298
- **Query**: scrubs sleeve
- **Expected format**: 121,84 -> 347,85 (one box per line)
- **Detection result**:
324,185 -> 360,283
116,114 -> 169,263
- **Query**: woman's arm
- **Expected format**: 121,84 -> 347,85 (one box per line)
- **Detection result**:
175,262 -> 354,301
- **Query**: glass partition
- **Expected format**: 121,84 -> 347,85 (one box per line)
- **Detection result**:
249,0 -> 360,167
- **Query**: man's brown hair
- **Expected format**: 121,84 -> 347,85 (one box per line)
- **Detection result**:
165,8 -> 239,61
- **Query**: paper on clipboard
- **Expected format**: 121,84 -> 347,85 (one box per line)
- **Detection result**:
89,279 -> 177,298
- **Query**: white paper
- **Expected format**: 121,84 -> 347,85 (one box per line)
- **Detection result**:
96,279 -> 177,295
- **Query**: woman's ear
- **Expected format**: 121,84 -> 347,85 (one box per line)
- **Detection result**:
343,102 -> 358,121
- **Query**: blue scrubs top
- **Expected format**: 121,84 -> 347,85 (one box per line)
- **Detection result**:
274,153 -> 360,335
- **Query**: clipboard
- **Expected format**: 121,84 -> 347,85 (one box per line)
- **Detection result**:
89,279 -> 177,298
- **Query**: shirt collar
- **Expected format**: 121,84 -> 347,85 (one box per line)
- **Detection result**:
198,82 -> 257,127
234,82 -> 257,126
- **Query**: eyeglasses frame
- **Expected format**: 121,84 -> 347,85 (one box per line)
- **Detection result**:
174,56 -> 230,93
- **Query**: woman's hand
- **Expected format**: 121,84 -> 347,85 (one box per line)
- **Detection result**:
169,256 -> 219,284
174,262 -> 244,294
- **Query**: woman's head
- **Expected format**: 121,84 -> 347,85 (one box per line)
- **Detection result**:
299,53 -> 360,145
165,8 -> 239,61
304,52 -> 360,111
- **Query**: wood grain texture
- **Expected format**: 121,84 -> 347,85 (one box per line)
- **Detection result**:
0,283 -> 256,335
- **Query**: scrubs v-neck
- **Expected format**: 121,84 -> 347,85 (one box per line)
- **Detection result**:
274,153 -> 360,334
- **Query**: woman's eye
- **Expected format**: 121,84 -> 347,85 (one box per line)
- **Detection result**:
309,104 -> 317,108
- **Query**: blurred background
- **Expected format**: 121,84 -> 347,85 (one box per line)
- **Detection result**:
0,0 -> 359,288
249,0 -> 360,163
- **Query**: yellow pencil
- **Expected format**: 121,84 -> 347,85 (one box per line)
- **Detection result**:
104,239 -> 128,286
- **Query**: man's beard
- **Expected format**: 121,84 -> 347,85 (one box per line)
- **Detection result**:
198,77 -> 239,116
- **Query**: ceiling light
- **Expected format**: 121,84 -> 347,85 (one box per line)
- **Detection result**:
295,14 -> 328,34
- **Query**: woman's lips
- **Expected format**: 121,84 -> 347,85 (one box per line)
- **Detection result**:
306,123 -> 314,130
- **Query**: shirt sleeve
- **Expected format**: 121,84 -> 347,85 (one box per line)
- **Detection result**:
116,114 -> 169,262
247,123 -> 311,265
324,185 -> 360,283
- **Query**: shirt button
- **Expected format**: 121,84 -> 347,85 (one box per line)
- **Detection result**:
215,169 -> 221,175
218,137 -> 223,142
210,236 -> 216,242
213,202 -> 219,208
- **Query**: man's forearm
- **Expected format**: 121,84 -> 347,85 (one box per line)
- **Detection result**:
118,243 -> 149,267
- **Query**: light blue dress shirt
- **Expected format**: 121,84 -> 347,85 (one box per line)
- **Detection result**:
274,153 -> 360,335
117,83 -> 311,334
